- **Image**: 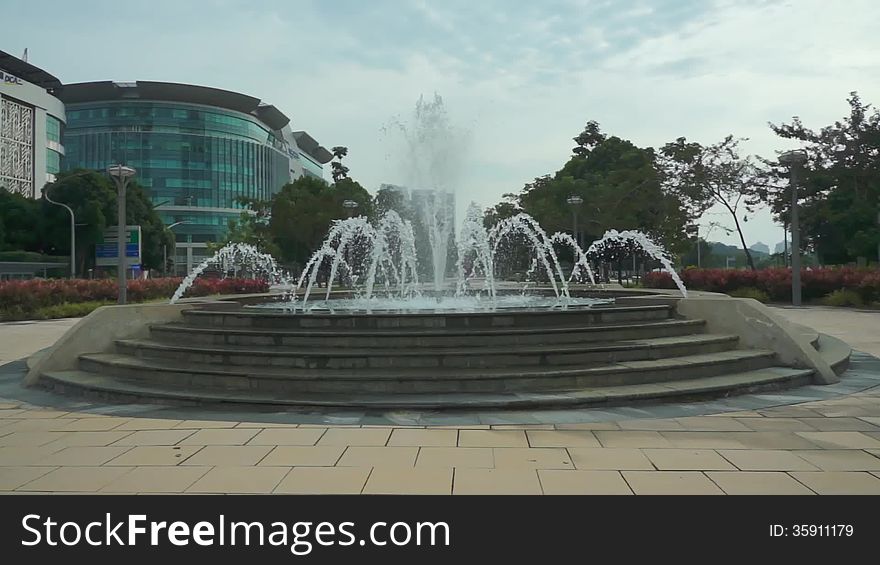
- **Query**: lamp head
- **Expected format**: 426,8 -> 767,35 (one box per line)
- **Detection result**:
778,150 -> 807,166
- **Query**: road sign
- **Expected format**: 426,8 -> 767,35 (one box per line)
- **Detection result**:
95,225 -> 142,267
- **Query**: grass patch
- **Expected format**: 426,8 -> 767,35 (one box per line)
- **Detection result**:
0,300 -> 115,322
820,289 -> 864,307
728,287 -> 770,303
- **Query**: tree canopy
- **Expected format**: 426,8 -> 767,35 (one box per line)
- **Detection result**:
1,170 -> 172,274
753,92 -> 880,264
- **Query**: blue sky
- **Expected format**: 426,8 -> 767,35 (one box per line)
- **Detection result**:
5,0 -> 879,248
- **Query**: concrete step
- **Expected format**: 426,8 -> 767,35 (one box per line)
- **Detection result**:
115,334 -> 740,369
180,303 -> 675,330
149,318 -> 707,348
41,366 -> 814,410
78,348 -> 778,394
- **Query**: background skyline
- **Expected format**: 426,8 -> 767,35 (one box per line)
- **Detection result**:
4,0 -> 879,248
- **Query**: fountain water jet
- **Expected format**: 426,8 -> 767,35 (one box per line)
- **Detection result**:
169,243 -> 283,304
586,229 -> 688,297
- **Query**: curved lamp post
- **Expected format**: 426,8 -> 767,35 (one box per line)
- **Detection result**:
779,150 -> 808,306
164,221 -> 190,277
42,185 -> 76,279
566,195 -> 583,247
107,165 -> 137,304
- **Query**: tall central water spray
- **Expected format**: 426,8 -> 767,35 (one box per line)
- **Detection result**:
386,94 -> 467,291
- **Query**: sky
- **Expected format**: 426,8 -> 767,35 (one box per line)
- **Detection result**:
5,0 -> 879,249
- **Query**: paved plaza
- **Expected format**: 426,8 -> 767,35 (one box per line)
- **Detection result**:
1,306 -> 879,495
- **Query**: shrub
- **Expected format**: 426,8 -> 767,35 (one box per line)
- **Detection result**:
0,277 -> 269,321
728,287 -> 770,303
32,301 -> 116,320
821,289 -> 864,307
644,266 -> 880,304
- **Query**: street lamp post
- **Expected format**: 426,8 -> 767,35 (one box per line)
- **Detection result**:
42,186 -> 76,279
164,221 -> 190,277
779,150 -> 808,306
107,165 -> 136,304
566,195 -> 583,247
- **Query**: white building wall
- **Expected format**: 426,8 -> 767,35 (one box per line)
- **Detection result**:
0,68 -> 65,198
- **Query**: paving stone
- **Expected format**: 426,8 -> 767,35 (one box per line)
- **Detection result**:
246,428 -> 326,446
797,417 -> 879,431
21,466 -> 135,492
415,447 -> 494,469
526,430 -> 600,447
789,471 -> 880,494
44,431 -> 135,448
622,471 -> 724,495
106,446 -> 203,466
724,432 -> 824,450
0,431 -> 71,447
492,448 -> 574,470
174,420 -> 241,429
706,471 -> 815,495
0,445 -> 65,465
458,430 -> 529,448
538,470 -> 633,495
179,429 -> 260,446
594,431 -> 673,448
792,450 -> 880,471
567,447 -> 654,470
336,446 -> 418,468
387,429 -> 458,447
453,468 -> 542,495
364,467 -> 452,494
187,466 -> 290,493
259,446 -> 345,467
0,467 -> 56,490
317,428 -> 392,446
112,429 -> 198,446
674,417 -> 752,431
553,422 -> 621,431
101,466 -> 211,493
60,418 -> 131,431
115,418 -> 185,430
36,446 -> 133,466
642,449 -> 736,471
274,467 -> 370,494
181,445 -> 273,466
617,419 -> 685,431
734,418 -> 816,432
794,432 -> 880,449
717,449 -> 818,471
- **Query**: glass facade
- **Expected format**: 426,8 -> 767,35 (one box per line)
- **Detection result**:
46,115 -> 62,143
62,100 -> 294,270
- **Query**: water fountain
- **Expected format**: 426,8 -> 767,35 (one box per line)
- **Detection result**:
34,95 -> 838,411
169,242 -> 284,304
585,229 -> 688,298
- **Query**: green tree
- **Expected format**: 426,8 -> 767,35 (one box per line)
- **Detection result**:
40,170 -> 172,273
269,175 -> 373,266
517,123 -> 689,254
330,145 -> 350,183
659,136 -> 760,270
755,92 -> 880,264
0,188 -> 42,252
215,196 -> 280,257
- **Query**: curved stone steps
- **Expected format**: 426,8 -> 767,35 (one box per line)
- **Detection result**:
77,348 -> 778,394
114,333 -> 740,369
181,303 -> 674,330
148,318 -> 707,348
41,366 -> 815,409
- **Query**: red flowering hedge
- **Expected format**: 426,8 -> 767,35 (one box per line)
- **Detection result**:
0,277 -> 269,313
644,267 -> 880,303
